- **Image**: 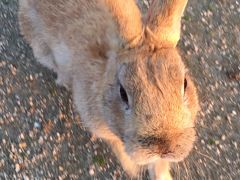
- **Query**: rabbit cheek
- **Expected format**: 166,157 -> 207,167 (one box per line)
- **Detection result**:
184,76 -> 199,121
102,87 -> 127,138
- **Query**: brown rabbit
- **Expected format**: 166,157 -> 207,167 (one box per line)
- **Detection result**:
18,0 -> 199,179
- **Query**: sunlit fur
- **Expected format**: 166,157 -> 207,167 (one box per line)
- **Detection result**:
102,46 -> 198,162
19,0 -> 199,179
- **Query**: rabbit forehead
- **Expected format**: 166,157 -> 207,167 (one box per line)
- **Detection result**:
118,48 -> 185,92
118,49 -> 189,126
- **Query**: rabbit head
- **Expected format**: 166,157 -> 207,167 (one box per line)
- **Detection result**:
101,0 -> 199,165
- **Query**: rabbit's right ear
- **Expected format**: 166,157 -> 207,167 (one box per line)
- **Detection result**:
145,0 -> 188,48
104,0 -> 143,48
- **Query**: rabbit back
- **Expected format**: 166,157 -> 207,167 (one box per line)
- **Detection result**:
19,0 -> 119,87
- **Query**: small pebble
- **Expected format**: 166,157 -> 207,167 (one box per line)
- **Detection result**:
89,168 -> 95,176
59,166 -> 64,171
34,122 -> 41,129
38,136 -> 44,144
15,163 -> 20,172
232,110 -> 237,116
20,133 -> 25,139
19,142 -> 27,149
23,175 -> 30,180
219,144 -> 224,150
233,142 -> 238,149
29,74 -> 33,81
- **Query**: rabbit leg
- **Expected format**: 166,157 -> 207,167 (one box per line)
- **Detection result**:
35,41 -> 72,89
148,160 -> 172,180
31,38 -> 71,88
107,139 -> 139,177
31,39 -> 57,72
50,41 -> 72,89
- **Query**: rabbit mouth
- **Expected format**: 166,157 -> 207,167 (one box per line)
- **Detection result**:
126,148 -> 187,165
128,150 -> 160,165
124,133 -> 195,165
127,143 -> 193,165
160,152 -> 184,162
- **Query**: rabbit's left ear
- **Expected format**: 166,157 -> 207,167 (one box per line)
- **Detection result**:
145,0 -> 188,48
104,0 -> 143,48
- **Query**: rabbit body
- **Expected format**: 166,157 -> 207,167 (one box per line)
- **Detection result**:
19,0 -> 199,179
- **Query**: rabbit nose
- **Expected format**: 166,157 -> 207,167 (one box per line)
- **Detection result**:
138,135 -> 171,154
138,133 -> 194,160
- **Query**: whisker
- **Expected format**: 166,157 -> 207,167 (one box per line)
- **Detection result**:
139,166 -> 142,180
177,163 -> 180,180
193,150 -> 234,179
142,165 -> 147,179
137,166 -> 140,180
193,150 -> 220,165
185,160 -> 193,180
183,161 -> 190,180
143,165 -> 147,179
141,165 -> 144,180
140,166 -> 143,180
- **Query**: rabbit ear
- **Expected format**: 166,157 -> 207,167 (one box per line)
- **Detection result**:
145,0 -> 188,48
104,0 -> 143,48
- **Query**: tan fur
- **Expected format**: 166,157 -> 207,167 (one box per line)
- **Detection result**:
145,0 -> 188,48
149,160 -> 172,180
104,0 -> 143,47
18,0 -> 199,179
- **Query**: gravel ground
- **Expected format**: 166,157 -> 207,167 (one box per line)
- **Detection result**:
0,0 -> 239,179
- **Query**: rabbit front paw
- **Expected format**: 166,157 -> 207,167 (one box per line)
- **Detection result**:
55,74 -> 70,90
148,160 -> 172,180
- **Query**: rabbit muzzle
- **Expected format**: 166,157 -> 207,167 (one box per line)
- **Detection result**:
124,127 -> 196,165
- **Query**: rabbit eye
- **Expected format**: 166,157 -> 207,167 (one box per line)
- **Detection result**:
184,78 -> 187,91
119,84 -> 129,108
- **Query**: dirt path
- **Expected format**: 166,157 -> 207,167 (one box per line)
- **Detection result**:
0,0 -> 239,179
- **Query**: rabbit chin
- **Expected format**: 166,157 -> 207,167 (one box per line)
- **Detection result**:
125,149 -> 158,165
128,151 -> 184,166
125,146 -> 187,165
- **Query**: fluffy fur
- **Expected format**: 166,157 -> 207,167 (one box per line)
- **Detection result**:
18,0 -> 199,179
